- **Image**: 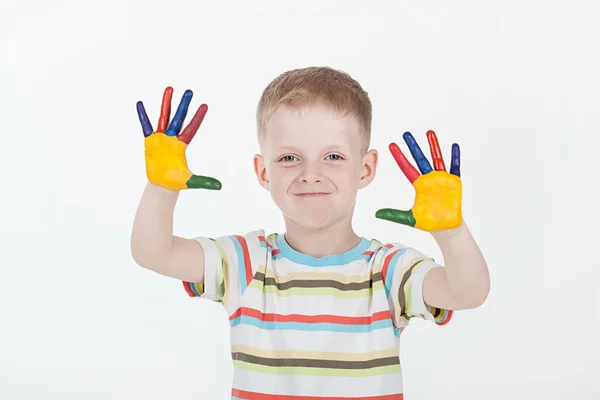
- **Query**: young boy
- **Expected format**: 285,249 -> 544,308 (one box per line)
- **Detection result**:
131,67 -> 490,399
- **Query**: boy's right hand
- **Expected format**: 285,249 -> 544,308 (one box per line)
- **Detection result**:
136,87 -> 222,191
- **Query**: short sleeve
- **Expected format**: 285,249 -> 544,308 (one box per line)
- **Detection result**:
182,229 -> 268,316
378,244 -> 453,330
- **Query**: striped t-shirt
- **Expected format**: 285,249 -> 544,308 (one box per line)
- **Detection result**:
183,229 -> 452,399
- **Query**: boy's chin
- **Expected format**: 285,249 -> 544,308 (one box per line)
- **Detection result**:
284,212 -> 344,231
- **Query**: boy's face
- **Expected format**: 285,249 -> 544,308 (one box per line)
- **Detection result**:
253,104 -> 378,231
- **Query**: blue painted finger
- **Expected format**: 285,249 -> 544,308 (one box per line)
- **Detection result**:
450,143 -> 461,177
403,132 -> 433,174
136,101 -> 153,137
166,89 -> 193,136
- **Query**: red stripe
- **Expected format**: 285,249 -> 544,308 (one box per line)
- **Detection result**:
182,282 -> 195,297
234,235 -> 254,287
229,307 -> 391,325
258,235 -> 272,248
437,309 -> 453,325
271,249 -> 281,256
380,248 -> 403,330
380,248 -> 402,283
232,389 -> 403,399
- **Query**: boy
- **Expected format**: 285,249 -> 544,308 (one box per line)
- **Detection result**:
131,67 -> 490,399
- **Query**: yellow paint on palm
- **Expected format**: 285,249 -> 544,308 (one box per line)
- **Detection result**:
412,171 -> 462,231
144,132 -> 192,190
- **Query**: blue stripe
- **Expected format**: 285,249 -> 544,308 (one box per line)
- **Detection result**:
383,248 -> 407,298
359,253 -> 374,262
275,234 -> 372,267
189,282 -> 202,297
229,315 -> 393,333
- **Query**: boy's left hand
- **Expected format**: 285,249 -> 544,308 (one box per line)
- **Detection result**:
376,130 -> 462,232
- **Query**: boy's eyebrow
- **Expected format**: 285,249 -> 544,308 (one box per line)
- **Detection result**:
323,144 -> 348,151
275,145 -> 299,151
275,144 -> 348,152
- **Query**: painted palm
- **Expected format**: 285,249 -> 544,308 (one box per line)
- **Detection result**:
136,87 -> 222,191
376,130 -> 462,232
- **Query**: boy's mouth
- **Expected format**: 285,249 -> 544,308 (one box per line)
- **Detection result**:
293,192 -> 331,197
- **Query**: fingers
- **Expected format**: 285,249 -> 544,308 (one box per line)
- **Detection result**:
375,208 -> 416,228
403,132 -> 433,175
136,101 -> 153,137
179,104 -> 208,145
166,89 -> 193,137
450,143 -> 461,177
389,142 -> 420,184
157,86 -> 174,132
186,174 -> 222,190
426,130 -> 446,171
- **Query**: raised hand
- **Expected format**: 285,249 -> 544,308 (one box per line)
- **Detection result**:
376,130 -> 462,232
136,87 -> 222,191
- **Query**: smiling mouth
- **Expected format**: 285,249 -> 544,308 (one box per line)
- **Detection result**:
294,192 -> 331,197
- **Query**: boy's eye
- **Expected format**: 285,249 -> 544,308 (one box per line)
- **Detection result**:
280,155 -> 297,162
327,154 -> 342,161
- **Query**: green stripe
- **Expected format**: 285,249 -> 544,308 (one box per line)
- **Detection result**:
254,271 -> 383,291
233,360 -> 401,377
397,259 -> 428,319
233,352 -> 399,370
248,279 -> 385,298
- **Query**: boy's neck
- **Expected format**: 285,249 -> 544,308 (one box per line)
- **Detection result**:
281,216 -> 362,258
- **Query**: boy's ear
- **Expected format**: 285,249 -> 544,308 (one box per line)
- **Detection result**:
359,149 -> 378,189
253,153 -> 270,191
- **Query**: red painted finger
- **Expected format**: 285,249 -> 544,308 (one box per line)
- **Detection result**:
157,87 -> 174,132
389,142 -> 420,184
178,104 -> 208,145
426,130 -> 446,171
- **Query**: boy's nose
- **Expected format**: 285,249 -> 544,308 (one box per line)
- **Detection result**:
301,174 -> 323,183
299,162 -> 324,183
300,169 -> 323,183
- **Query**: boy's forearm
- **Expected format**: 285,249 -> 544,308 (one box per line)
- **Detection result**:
130,182 -> 180,269
431,221 -> 490,307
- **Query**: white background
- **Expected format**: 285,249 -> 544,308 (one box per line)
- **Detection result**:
1,1 -> 599,399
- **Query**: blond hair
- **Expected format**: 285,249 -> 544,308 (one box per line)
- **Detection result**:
256,66 -> 372,150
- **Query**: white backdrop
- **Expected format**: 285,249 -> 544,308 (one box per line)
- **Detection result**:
1,1 -> 599,399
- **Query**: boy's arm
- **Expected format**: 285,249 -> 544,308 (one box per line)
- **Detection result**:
423,221 -> 490,310
375,130 -> 489,311
130,86 -> 222,283
130,181 -> 204,283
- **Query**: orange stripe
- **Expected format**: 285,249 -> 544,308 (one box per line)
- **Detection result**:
232,388 -> 403,399
229,307 -> 391,325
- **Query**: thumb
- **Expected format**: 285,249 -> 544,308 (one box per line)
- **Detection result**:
375,208 -> 416,228
186,174 -> 222,190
